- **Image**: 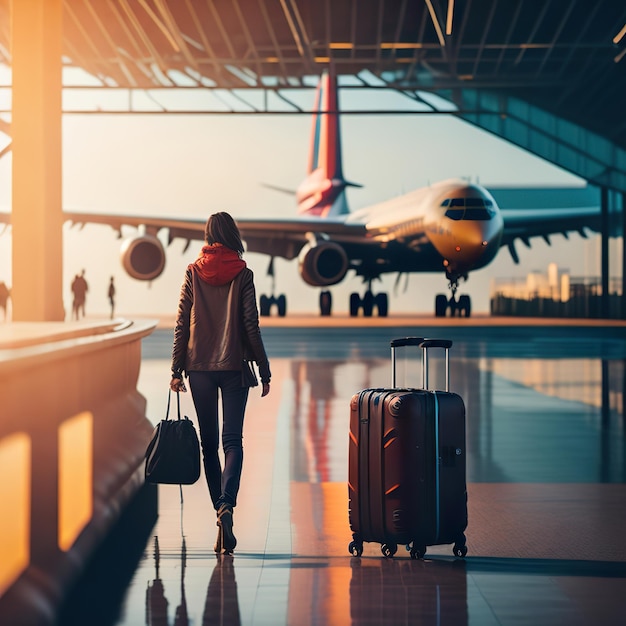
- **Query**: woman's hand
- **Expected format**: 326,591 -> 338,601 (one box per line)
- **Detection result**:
170,377 -> 187,393
261,382 -> 270,397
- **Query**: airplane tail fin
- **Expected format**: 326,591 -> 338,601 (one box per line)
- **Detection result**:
296,71 -> 361,217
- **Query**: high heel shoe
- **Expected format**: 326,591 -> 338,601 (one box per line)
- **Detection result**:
214,524 -> 222,554
216,504 -> 236,554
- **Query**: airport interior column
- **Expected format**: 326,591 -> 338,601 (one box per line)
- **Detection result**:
623,191 -> 626,320
11,0 -> 64,321
601,187 -> 609,319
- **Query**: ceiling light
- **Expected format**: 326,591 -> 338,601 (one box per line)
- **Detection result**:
613,23 -> 626,44
424,0 -> 446,46
381,42 -> 424,49
446,0 -> 455,36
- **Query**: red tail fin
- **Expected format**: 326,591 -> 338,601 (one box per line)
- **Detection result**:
296,72 -> 359,216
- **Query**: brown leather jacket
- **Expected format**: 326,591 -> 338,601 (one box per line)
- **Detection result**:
171,265 -> 271,383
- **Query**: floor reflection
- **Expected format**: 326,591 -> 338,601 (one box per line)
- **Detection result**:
146,536 -> 242,626
146,536 -> 189,626
349,558 -> 468,626
202,558 -> 241,626
55,328 -> 626,626
286,354 -> 625,485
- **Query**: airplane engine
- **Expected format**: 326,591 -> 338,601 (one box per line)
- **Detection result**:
120,235 -> 166,281
298,241 -> 349,287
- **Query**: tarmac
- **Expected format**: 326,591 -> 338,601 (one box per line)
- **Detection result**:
57,314 -> 626,625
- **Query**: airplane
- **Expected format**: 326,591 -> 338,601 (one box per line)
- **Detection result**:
0,72 -> 603,318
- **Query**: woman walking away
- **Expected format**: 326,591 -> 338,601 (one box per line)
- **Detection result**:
170,212 -> 271,555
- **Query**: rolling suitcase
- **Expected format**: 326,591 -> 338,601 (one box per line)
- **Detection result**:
348,337 -> 468,559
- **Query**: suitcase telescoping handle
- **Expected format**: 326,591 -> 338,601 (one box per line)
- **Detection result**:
390,337 -> 424,389
420,338 -> 452,391
390,337 -> 453,391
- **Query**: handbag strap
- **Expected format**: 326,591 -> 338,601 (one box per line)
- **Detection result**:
165,390 -> 187,516
165,389 -> 183,421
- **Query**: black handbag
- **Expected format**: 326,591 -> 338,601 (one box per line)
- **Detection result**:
145,390 -> 201,485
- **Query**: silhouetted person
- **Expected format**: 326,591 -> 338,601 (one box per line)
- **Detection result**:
0,281 -> 10,321
71,269 -> 89,320
70,274 -> 79,320
108,276 -> 116,319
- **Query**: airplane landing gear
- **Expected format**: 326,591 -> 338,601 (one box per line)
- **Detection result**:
260,293 -> 287,316
349,282 -> 389,317
259,257 -> 287,316
435,279 -> 471,317
320,290 -> 332,316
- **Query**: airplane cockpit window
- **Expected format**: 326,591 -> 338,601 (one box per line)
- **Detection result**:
464,208 -> 494,220
442,197 -> 495,220
445,209 -> 465,220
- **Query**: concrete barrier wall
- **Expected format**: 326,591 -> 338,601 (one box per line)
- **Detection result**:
0,319 -> 157,624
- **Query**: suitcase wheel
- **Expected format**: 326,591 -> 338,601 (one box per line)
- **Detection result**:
453,533 -> 468,558
409,545 -> 426,560
348,540 -> 363,557
381,543 -> 397,558
453,543 -> 468,558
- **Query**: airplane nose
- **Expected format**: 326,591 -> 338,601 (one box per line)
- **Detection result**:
451,221 -> 501,267
457,222 -> 491,249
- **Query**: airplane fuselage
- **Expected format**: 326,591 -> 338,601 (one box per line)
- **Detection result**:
344,179 -> 504,280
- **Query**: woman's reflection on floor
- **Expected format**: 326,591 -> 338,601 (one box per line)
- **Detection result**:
145,535 -> 241,626
146,536 -> 190,626
146,536 -> 169,625
202,557 -> 241,626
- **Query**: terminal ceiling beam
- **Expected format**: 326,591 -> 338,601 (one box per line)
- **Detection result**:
0,1 -> 625,190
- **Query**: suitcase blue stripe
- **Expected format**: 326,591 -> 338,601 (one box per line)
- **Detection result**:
434,391 -> 440,540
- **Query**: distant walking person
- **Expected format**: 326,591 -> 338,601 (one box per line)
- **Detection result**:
71,269 -> 89,320
170,212 -> 271,555
108,276 -> 116,319
0,281 -> 10,321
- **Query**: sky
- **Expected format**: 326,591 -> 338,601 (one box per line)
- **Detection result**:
0,69 -> 615,319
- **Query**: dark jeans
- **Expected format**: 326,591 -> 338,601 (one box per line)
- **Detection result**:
188,370 -> 249,510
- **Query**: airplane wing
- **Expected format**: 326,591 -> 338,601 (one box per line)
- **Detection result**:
235,217 -> 368,259
501,206 -> 602,241
63,210 -> 368,260
491,186 -> 604,263
64,211 -> 207,244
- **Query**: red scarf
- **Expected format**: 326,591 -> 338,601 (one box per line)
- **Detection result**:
192,243 -> 246,285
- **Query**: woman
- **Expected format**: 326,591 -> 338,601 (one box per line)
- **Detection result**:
170,212 -> 271,555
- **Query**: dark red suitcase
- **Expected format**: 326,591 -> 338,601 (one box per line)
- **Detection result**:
348,338 -> 468,559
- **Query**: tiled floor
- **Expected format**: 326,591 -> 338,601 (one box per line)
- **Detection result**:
64,323 -> 626,625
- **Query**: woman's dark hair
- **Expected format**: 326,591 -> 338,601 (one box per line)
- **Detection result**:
204,212 -> 244,254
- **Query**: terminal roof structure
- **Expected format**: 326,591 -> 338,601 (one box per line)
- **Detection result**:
0,1 -> 625,190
